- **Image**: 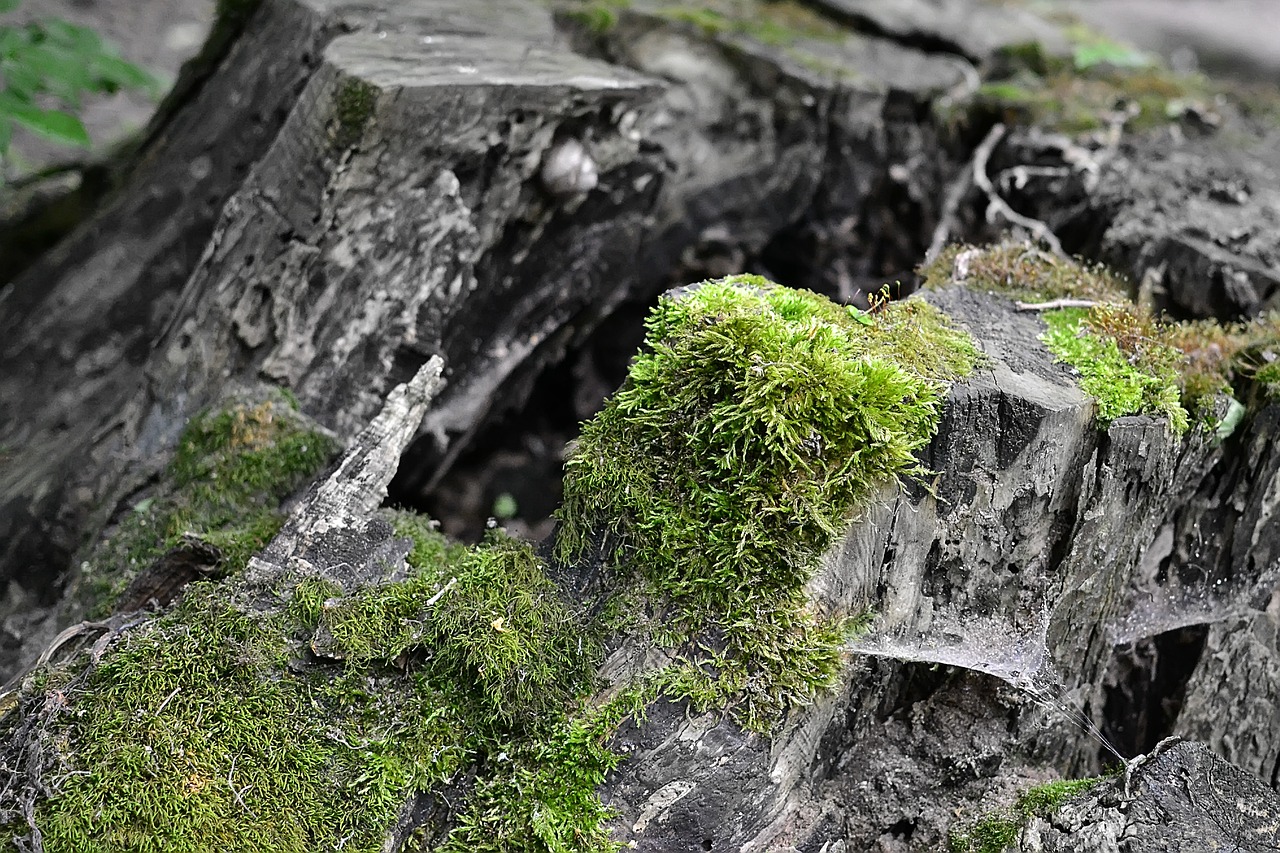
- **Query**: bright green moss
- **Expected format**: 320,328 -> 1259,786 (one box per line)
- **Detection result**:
926,244 -> 1280,432
948,813 -> 1021,853
949,776 -> 1105,852
8,278 -> 985,851
558,276 -> 980,728
76,396 -> 338,617
1042,307 -> 1189,434
438,711 -> 626,853
313,532 -> 597,728
32,585 -> 465,853
13,520 -> 613,853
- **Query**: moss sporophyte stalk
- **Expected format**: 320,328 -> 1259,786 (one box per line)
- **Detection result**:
0,276 -> 980,852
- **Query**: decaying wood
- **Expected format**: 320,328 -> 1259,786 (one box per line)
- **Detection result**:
2,0 -> 1280,849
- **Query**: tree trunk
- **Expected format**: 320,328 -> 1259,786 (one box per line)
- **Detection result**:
2,0 -> 1279,850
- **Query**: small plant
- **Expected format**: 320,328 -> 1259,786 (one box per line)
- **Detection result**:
949,776 -> 1106,853
0,0 -> 159,177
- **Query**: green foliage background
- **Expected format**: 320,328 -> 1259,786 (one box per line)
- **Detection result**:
0,0 -> 158,176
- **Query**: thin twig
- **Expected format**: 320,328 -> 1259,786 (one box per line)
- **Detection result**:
972,123 -> 1068,259
154,686 -> 181,717
1015,298 -> 1101,312
422,576 -> 457,608
34,621 -> 109,670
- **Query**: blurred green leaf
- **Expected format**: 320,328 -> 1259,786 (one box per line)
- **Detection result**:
0,0 -> 160,170
2,97 -> 90,147
1073,39 -> 1151,71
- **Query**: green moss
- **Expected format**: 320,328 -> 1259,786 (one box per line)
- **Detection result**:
949,776 -> 1106,852
919,242 -> 1129,304
314,532 -> 596,728
7,278 -> 987,851
437,709 -> 627,853
76,395 -> 339,617
558,276 -> 980,729
31,585 -> 465,852
558,0 -> 847,46
334,77 -> 378,146
951,25 -> 1210,134
11,517 -> 614,852
559,0 -> 630,32
653,0 -> 845,46
925,244 -> 1280,432
1042,307 -> 1189,434
1255,361 -> 1280,383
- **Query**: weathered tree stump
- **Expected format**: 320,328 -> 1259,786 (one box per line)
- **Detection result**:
1,0 -> 1279,850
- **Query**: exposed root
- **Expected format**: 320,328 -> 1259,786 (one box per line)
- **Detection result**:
971,124 -> 1068,260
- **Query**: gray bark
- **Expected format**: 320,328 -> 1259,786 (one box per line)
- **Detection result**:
1018,739 -> 1280,852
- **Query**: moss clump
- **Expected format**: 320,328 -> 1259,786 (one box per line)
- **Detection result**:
77,395 -> 338,617
952,25 -> 1211,134
920,243 -> 1129,304
1256,359 -> 1280,395
652,0 -> 846,46
314,531 -> 597,728
1042,303 -> 1280,432
559,0 -> 631,33
948,776 -> 1106,853
558,0 -> 845,44
334,77 -> 378,146
12,516 -> 613,852
1042,307 -> 1189,434
558,277 -> 981,729
7,278 -> 986,851
925,243 -> 1280,433
30,584 -> 465,852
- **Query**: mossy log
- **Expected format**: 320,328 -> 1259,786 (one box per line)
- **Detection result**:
2,0 -> 1280,851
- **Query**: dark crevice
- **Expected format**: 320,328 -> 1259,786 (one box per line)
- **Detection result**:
388,297 -> 652,543
1100,625 -> 1209,761
803,1 -> 976,60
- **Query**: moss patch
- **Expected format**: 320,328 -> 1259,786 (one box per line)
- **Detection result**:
334,77 -> 378,147
28,586 -> 463,852
925,243 -> 1280,433
5,277 -> 984,851
555,0 -> 855,78
948,776 -> 1106,853
920,242 -> 1129,304
1041,306 -> 1189,434
7,516 -> 614,852
557,277 -> 981,729
650,0 -> 846,46
558,0 -> 631,33
952,24 -> 1211,135
75,394 -> 339,617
